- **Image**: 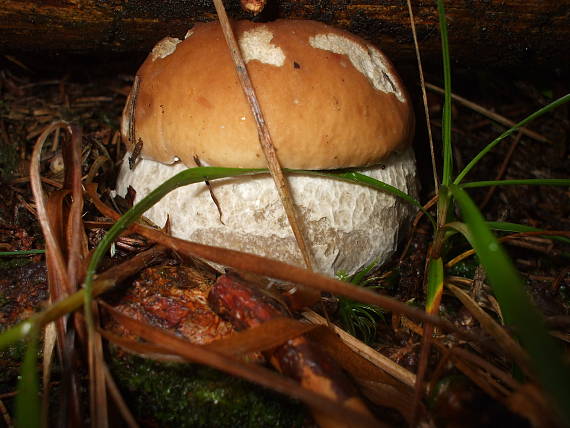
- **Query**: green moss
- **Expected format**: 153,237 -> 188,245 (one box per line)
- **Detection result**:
109,352 -> 305,427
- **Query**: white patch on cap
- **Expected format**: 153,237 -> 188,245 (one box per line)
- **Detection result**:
309,33 -> 404,102
150,37 -> 182,61
184,29 -> 194,39
238,27 -> 285,67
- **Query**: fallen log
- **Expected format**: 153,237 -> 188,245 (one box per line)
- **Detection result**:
1,0 -> 569,72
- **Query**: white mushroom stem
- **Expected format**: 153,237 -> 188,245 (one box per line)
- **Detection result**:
116,148 -> 417,277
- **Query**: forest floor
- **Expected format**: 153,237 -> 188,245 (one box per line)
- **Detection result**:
0,62 -> 568,427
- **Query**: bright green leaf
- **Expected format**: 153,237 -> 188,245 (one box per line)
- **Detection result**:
15,329 -> 40,428
450,184 -> 570,426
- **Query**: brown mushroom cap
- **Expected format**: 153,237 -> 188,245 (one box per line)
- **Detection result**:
122,19 -> 414,170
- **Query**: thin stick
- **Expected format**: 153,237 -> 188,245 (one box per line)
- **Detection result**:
406,0 -> 439,190
0,398 -> 13,428
302,310 -> 416,388
426,83 -> 550,144
103,364 -> 140,428
194,155 -> 225,224
212,0 -> 314,273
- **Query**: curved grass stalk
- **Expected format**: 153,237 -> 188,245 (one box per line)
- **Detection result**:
82,167 -> 425,329
0,166 -> 424,349
454,93 -> 570,185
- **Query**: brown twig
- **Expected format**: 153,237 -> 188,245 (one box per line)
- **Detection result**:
445,230 -> 570,268
552,267 -> 570,292
302,310 -> 416,388
426,83 -> 551,144
194,155 -> 225,224
211,0 -> 316,281
399,194 -> 439,264
0,398 -> 12,428
10,176 -> 64,189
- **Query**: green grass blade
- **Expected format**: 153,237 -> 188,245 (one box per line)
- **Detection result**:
450,184 -> 570,425
0,249 -> 45,256
15,328 -> 40,428
85,166 -> 430,313
461,178 -> 570,188
437,0 -> 453,186
454,93 -> 570,185
349,259 -> 379,285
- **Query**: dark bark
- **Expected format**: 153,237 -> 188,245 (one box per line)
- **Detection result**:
1,0 -> 569,72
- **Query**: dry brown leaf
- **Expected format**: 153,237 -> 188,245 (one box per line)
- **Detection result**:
204,317 -> 318,355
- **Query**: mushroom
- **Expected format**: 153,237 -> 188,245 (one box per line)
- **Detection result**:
116,19 -> 417,277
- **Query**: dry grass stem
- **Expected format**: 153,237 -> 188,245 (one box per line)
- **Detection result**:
103,364 -> 140,428
30,121 -> 73,295
406,0 -> 439,190
446,230 -> 570,268
212,0 -> 316,281
302,310 -> 416,388
426,83 -> 550,144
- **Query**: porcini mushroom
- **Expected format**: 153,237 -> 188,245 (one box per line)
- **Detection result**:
116,19 -> 417,277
